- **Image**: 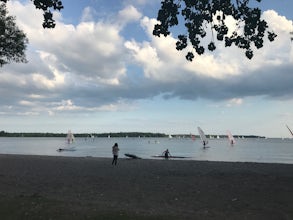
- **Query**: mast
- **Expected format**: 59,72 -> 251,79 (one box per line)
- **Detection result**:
286,125 -> 293,137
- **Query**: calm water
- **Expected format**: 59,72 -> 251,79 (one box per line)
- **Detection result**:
0,137 -> 292,164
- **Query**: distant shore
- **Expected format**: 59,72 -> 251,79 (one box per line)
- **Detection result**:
0,131 -> 265,139
0,154 -> 292,219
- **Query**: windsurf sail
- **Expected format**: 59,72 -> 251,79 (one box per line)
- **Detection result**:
66,130 -> 75,144
227,130 -> 236,145
57,130 -> 76,152
197,127 -> 208,147
286,125 -> 293,137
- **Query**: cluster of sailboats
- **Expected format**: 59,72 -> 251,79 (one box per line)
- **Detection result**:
197,127 -> 236,149
196,124 -> 293,148
57,125 -> 293,153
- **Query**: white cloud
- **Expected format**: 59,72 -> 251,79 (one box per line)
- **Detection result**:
17,112 -> 40,116
7,1 -> 126,80
226,98 -> 243,107
81,7 -> 96,22
125,9 -> 293,84
125,40 -> 163,79
29,94 -> 45,99
19,100 -> 35,106
2,1 -> 293,118
54,99 -> 81,111
117,5 -> 142,27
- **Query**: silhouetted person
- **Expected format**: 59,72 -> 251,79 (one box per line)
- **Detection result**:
112,143 -> 119,165
162,149 -> 171,159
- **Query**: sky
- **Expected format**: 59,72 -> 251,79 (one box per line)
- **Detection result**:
1,0 -> 293,137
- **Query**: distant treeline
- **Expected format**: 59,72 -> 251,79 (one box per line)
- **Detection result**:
0,131 -> 265,139
0,131 -> 167,138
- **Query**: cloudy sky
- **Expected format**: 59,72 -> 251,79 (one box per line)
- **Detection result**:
1,0 -> 293,137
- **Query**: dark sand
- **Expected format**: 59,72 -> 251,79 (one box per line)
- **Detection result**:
0,154 -> 293,220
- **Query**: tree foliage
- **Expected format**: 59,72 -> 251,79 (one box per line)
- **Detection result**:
0,3 -> 28,66
1,0 -> 64,28
153,0 -> 277,61
0,0 -> 64,66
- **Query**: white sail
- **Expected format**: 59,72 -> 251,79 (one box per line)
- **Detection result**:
227,130 -> 236,145
197,127 -> 208,147
66,130 -> 75,144
57,130 -> 76,152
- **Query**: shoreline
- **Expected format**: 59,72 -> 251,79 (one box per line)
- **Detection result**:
1,152 -> 293,165
0,154 -> 293,219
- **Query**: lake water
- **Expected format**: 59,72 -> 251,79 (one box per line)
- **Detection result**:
0,137 -> 293,164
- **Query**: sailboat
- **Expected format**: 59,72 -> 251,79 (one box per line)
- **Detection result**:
57,130 -> 76,152
286,125 -> 293,137
227,130 -> 236,145
197,127 -> 209,148
66,130 -> 75,144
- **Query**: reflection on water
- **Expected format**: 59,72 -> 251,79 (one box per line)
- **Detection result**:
0,137 -> 292,164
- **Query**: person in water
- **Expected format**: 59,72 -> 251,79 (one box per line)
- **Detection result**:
112,143 -> 120,165
162,149 -> 171,159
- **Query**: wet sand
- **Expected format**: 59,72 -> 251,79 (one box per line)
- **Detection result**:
0,154 -> 293,219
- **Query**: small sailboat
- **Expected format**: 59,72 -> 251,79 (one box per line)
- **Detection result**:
66,130 -> 75,144
197,127 -> 209,148
286,125 -> 293,137
57,130 -> 76,152
227,130 -> 236,145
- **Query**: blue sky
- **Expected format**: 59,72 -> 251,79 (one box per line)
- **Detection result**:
1,0 -> 293,137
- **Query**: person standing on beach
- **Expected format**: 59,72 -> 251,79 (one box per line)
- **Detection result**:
112,143 -> 119,165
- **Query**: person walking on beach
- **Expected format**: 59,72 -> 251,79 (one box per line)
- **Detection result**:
112,143 -> 119,165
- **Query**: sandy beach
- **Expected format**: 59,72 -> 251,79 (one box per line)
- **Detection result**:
0,154 -> 293,219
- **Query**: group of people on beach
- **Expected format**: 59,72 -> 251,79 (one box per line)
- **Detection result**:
112,143 -> 171,166
112,142 -> 173,165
